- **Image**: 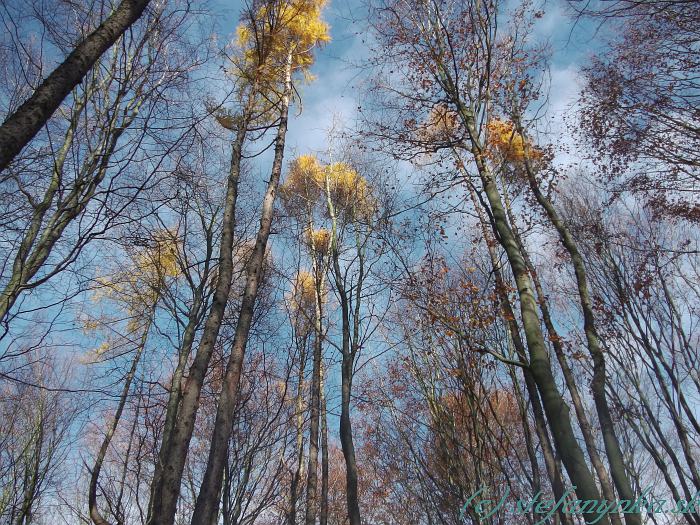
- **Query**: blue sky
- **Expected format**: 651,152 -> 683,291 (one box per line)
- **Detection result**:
206,0 -> 610,163
0,0 -> 612,387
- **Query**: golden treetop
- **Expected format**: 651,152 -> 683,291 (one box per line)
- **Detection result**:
94,231 -> 180,322
281,154 -> 325,205
288,269 -> 326,327
323,162 -> 375,220
486,119 -> 543,162
293,270 -> 317,306
307,228 -> 331,253
234,0 -> 330,85
281,154 -> 376,222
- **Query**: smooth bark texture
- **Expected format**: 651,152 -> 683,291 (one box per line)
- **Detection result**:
304,292 -> 323,525
516,131 -> 639,525
455,105 -> 607,524
190,52 -> 293,525
466,180 -> 574,525
0,0 -> 152,173
326,182 -> 362,525
320,361 -> 329,525
500,183 -> 623,525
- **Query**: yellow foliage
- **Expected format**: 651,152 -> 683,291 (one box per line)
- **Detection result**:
289,270 -> 325,319
281,154 -> 325,209
295,270 -> 317,304
308,228 -> 330,253
94,230 -> 181,320
486,119 -> 543,162
132,234 -> 179,282
78,340 -> 113,363
82,318 -> 100,333
282,154 -> 376,221
234,0 -> 330,86
94,341 -> 111,356
323,162 -> 375,219
214,112 -> 238,131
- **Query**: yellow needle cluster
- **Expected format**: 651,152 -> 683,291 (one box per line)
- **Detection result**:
94,231 -> 180,321
308,228 -> 331,253
486,119 -> 543,162
235,0 -> 330,85
281,154 -> 375,220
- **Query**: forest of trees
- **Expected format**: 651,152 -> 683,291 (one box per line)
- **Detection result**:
0,0 -> 698,523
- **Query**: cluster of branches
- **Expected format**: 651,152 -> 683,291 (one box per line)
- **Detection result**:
0,0 -> 698,524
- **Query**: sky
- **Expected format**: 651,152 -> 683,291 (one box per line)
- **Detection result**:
206,0 -> 612,165
0,0 -> 615,392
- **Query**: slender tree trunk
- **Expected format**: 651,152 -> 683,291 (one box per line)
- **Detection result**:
190,51 -> 294,525
288,340 -> 308,525
0,119 -> 129,326
304,282 -> 323,525
465,181 -> 573,525
222,461 -> 231,525
147,116 -> 249,525
90,310 -> 152,525
15,402 -> 46,525
515,129 -> 639,524
326,192 -> 362,525
320,361 -> 329,525
499,174 -> 624,525
0,0 -> 152,172
146,296 -> 202,522
455,106 -> 607,524
338,340 -> 361,525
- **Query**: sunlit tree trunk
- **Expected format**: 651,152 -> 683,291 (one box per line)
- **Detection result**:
455,104 -> 607,523
325,191 -> 362,525
304,263 -> 325,525
499,176 -> 623,525
320,360 -> 329,525
512,123 -> 639,524
464,179 -> 574,525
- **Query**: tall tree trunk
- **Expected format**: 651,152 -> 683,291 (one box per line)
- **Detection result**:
325,191 -> 362,525
499,173 -> 624,525
190,51 -> 294,525
338,327 -> 361,525
456,106 -> 607,524
515,125 -> 639,525
320,361 -> 329,525
147,115 -> 249,525
464,179 -> 574,525
304,279 -> 324,525
288,339 -> 308,525
0,0 -> 152,172
146,296 -> 202,522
